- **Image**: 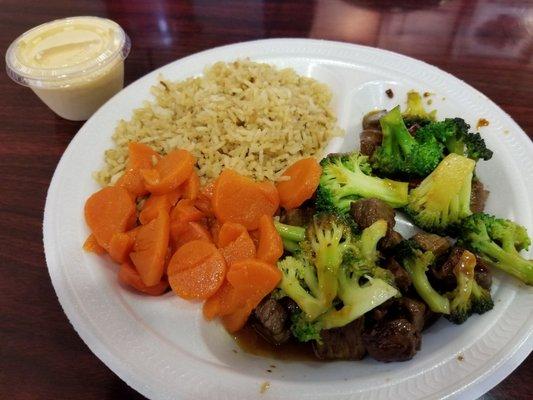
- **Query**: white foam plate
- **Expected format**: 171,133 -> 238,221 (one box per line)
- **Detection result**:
43,39 -> 533,400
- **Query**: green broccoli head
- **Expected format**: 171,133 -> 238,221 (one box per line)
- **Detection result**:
290,311 -> 323,343
371,106 -> 444,178
316,151 -> 409,213
277,213 -> 357,320
415,118 -> 493,162
396,240 -> 450,314
316,220 -> 399,330
444,249 -> 494,324
405,153 -> 476,234
457,213 -> 533,285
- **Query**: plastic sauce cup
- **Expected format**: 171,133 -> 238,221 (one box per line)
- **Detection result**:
6,16 -> 131,121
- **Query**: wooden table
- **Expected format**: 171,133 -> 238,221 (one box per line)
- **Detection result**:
1,0 -> 531,399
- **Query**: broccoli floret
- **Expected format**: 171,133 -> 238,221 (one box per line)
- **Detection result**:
457,213 -> 533,285
416,118 -> 493,161
444,249 -> 494,324
290,311 -> 322,343
397,240 -> 450,314
405,153 -> 476,233
371,106 -> 443,178
274,221 -> 306,252
316,220 -> 399,329
316,151 -> 409,213
277,213 -> 356,320
402,91 -> 437,127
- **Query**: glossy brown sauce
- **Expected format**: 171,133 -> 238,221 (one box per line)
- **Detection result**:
476,118 -> 489,129
233,324 -> 316,361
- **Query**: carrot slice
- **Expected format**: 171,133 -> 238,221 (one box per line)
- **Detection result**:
203,280 -> 242,320
170,221 -> 212,250
141,149 -> 195,195
118,262 -> 168,296
139,188 -> 182,225
208,218 -> 222,245
170,199 -> 204,224
183,171 -> 201,200
276,157 -> 322,209
109,232 -> 135,264
257,181 -> 280,209
212,170 -> 279,230
84,186 -> 136,250
226,259 -> 282,301
220,259 -> 282,332
130,210 -> 170,286
195,181 -> 216,215
217,223 -> 256,265
116,142 -> 159,197
221,302 -> 255,333
167,240 -> 226,299
256,215 -> 284,264
83,234 -> 106,254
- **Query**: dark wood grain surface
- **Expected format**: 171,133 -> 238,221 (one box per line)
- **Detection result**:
1,0 -> 531,399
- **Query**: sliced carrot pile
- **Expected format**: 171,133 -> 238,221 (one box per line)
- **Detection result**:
212,170 -> 278,230
256,215 -> 284,264
167,240 -> 226,300
83,234 -> 106,254
83,152 -> 319,336
141,149 -> 195,194
217,222 -> 256,265
130,210 -> 170,286
276,157 -> 321,209
118,262 -> 168,296
84,186 -> 136,250
117,142 -> 159,197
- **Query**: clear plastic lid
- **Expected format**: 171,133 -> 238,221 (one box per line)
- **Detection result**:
5,16 -> 131,88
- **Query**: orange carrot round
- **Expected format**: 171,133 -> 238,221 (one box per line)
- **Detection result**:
203,280 -> 242,320
276,157 -> 321,209
116,142 -> 159,197
170,221 -> 212,250
226,259 -> 282,300
84,186 -> 136,250
83,234 -> 106,254
167,240 -> 226,299
141,149 -> 195,195
170,199 -> 204,224
130,210 -> 170,286
109,232 -> 135,264
183,171 -> 201,200
217,223 -> 256,265
118,262 -> 168,296
139,188 -> 182,225
256,215 -> 284,264
212,170 -> 279,230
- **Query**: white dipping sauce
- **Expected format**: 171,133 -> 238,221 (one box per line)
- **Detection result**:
6,16 -> 130,121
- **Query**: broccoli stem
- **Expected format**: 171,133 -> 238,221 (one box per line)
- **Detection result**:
282,238 -> 300,253
274,221 -> 306,242
380,106 -> 416,155
477,241 -> 533,285
404,253 -> 450,314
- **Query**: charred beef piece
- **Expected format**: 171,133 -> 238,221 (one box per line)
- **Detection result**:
350,198 -> 400,251
470,178 -> 489,213
383,257 -> 412,293
430,246 -> 463,292
362,110 -> 387,130
475,257 -> 492,290
251,297 -> 291,345
368,298 -> 426,333
363,318 -> 421,362
313,318 -> 366,360
412,232 -> 451,258
380,230 -> 404,252
279,204 -> 315,227
360,129 -> 383,156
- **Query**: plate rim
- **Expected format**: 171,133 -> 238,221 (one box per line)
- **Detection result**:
43,38 -> 533,400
